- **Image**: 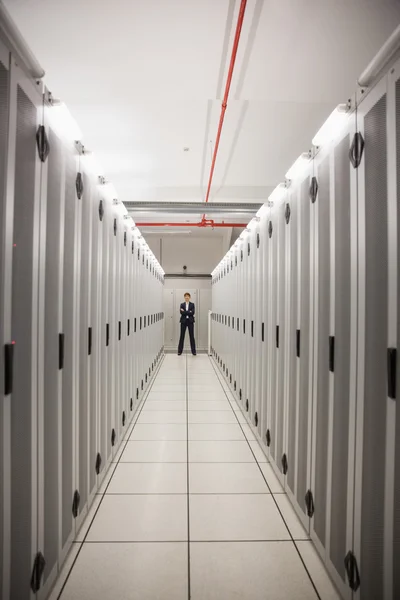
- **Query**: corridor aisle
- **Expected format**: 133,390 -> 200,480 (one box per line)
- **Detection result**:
51,355 -> 341,600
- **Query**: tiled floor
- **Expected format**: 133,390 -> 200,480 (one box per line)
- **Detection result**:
51,354 -> 341,600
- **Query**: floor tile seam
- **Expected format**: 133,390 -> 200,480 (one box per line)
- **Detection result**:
185,354 -> 192,600
80,538 -> 305,544
208,356 -> 321,600
55,355 -> 166,600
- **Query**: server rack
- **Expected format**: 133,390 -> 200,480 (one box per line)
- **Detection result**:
211,47 -> 400,600
0,36 -> 165,600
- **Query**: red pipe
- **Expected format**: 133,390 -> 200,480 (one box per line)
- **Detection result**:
135,221 -> 247,228
202,0 -> 248,220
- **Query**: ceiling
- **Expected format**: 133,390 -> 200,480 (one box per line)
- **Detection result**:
5,0 -> 400,239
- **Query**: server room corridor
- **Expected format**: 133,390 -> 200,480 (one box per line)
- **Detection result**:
50,354 -> 339,600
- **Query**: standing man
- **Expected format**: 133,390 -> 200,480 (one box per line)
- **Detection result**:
178,292 -> 197,356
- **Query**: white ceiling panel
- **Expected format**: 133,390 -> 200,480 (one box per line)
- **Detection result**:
5,0 -> 400,218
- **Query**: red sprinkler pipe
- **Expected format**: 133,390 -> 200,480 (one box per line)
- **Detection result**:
202,0 -> 248,221
135,221 -> 247,228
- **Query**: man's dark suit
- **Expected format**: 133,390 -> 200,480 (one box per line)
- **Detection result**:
178,301 -> 196,355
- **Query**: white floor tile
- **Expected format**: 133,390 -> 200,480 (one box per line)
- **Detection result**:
151,385 -> 186,392
190,542 -> 318,600
87,494 -> 187,541
296,541 -> 342,600
189,441 -> 256,463
60,542 -> 188,600
188,393 -> 227,402
260,463 -> 285,493
189,423 -> 245,441
249,440 -> 268,463
137,410 -> 187,424
143,400 -> 186,411
189,385 -> 223,393
188,411 -> 237,424
129,423 -> 187,441
147,392 -> 186,401
274,494 -> 309,540
188,401 -> 231,411
190,463 -> 270,494
120,440 -> 187,462
107,463 -> 187,494
190,494 -> 290,541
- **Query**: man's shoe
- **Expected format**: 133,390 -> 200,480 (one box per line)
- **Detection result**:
192,353 -> 196,356
178,353 -> 182,356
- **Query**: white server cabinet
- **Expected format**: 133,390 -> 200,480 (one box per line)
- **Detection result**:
0,38 -> 8,597
352,61 -> 398,600
7,59 -> 44,600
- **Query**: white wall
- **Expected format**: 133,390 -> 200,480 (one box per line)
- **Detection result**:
146,235 -> 225,274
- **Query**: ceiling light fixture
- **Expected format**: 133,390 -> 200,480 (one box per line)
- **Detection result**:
50,102 -> 82,142
285,152 -> 311,181
312,103 -> 349,147
268,183 -> 287,204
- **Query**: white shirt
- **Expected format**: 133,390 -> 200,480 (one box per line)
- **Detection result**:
186,302 -> 189,317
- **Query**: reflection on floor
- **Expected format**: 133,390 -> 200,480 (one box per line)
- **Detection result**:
50,354 -> 341,600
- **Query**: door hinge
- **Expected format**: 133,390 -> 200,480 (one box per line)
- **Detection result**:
329,336 -> 335,373
234,381 -> 237,391
99,199 -> 104,221
262,322 -> 265,342
75,172 -> 84,199
72,490 -> 80,518
124,231 -> 127,247
246,399 -> 249,412
276,325 -> 280,349
387,348 -> 397,400
243,319 -> 246,334
127,319 -> 130,336
4,343 -> 14,395
30,552 -> 46,592
106,323 -> 110,347
122,411 -> 126,426
111,428 -> 116,446
132,241 -> 134,254
118,321 -> 122,341
344,551 -> 361,592
88,327 -> 92,356
36,125 -> 50,162
309,176 -> 318,203
251,321 -> 254,338
130,398 -> 133,411
230,374 -> 232,384
266,429 -> 271,447
254,412 -> 258,427
95,453 -> 102,475
281,453 -> 288,475
59,333 -> 65,369
268,220 -> 273,238
141,379 -> 144,390
136,387 -> 139,399
257,232 -> 260,248
305,490 -> 315,517
296,329 -> 301,357
113,218 -> 117,236
285,203 -> 291,224
349,132 -> 365,169
239,389 -> 242,400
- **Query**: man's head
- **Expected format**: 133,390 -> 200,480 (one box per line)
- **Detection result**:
184,293 -> 191,302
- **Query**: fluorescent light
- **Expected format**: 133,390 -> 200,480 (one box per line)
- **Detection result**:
51,102 -> 82,142
268,183 -> 287,204
312,104 -> 349,147
285,152 -> 310,180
